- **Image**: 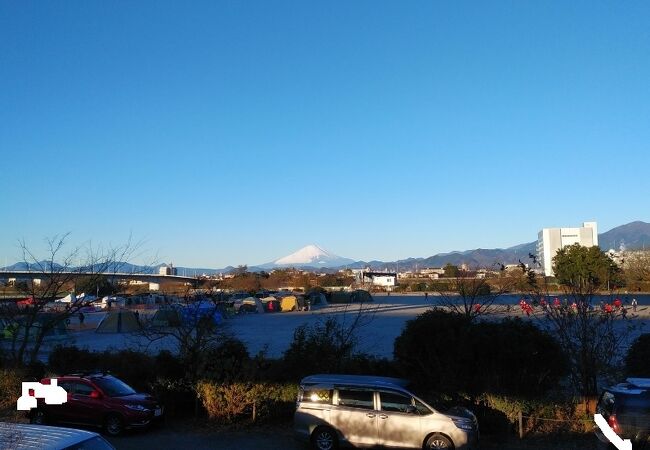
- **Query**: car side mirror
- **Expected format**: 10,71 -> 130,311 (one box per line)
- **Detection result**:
90,390 -> 102,399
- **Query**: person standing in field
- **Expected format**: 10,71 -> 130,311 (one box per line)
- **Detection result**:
632,298 -> 638,312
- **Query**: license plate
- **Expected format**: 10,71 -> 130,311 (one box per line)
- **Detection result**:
154,408 -> 162,417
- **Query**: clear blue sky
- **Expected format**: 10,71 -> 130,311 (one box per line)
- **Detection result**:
1,1 -> 649,268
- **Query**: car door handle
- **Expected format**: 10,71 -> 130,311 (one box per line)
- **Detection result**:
366,413 -> 376,418
379,414 -> 388,419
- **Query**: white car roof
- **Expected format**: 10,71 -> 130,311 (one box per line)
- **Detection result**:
301,374 -> 410,389
0,423 -> 112,449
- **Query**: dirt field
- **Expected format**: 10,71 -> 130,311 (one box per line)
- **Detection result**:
53,293 -> 650,361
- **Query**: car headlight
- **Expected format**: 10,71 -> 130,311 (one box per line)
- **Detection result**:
452,418 -> 475,431
125,404 -> 149,412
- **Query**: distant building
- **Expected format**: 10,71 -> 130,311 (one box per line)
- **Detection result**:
537,221 -> 598,276
361,271 -> 397,290
158,264 -> 178,276
421,268 -> 445,278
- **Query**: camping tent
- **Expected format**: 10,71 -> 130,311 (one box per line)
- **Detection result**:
151,308 -> 182,327
56,293 -> 96,304
0,313 -> 68,340
0,314 -> 68,340
261,296 -> 281,313
99,296 -> 126,310
95,311 -> 141,333
328,290 -> 373,304
179,301 -> 224,325
237,297 -> 264,314
306,292 -> 328,309
280,295 -> 306,312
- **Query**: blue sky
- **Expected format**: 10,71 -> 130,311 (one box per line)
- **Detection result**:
1,1 -> 649,268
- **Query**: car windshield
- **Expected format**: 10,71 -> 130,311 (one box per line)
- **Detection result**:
92,376 -> 136,397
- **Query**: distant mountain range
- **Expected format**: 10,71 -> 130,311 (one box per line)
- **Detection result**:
599,221 -> 650,251
2,221 -> 649,275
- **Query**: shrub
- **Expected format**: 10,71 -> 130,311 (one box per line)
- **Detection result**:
48,346 -> 157,391
471,319 -> 568,396
625,333 -> 650,377
477,393 -> 592,435
282,317 -> 358,379
196,381 -> 297,424
48,346 -> 99,375
394,310 -> 474,394
0,368 -> 24,419
199,338 -> 251,382
394,311 -> 567,396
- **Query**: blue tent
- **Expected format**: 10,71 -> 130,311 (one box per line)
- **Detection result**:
177,301 -> 223,326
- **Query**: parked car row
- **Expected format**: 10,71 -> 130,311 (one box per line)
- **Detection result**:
20,371 -> 650,449
17,371 -> 479,449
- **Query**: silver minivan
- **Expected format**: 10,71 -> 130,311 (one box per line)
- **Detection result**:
294,374 -> 478,450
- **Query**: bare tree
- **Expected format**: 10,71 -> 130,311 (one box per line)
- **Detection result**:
283,296 -> 378,376
622,250 -> 650,291
433,264 -> 514,319
1,234 -> 141,364
137,292 -> 229,381
520,245 -> 636,397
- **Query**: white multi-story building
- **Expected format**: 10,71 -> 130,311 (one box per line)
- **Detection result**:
360,271 -> 397,290
158,264 -> 178,276
537,221 -> 598,276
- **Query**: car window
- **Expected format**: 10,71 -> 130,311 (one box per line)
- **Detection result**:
337,389 -> 374,410
379,391 -> 414,413
301,387 -> 333,404
73,382 -> 95,396
414,398 -> 432,415
91,376 -> 136,397
58,381 -> 74,394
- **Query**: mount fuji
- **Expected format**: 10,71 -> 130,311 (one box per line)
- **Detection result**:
259,244 -> 356,269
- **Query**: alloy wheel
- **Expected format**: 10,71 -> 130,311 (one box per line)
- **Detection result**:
314,429 -> 334,450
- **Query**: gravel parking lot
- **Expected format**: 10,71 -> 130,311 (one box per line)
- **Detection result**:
105,423 -> 597,450
106,423 -> 303,450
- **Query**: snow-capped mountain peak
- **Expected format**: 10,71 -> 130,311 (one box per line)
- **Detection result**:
274,244 -> 333,265
270,244 -> 355,268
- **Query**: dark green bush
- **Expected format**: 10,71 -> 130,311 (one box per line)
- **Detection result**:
471,319 -> 568,396
394,311 -> 567,397
200,338 -> 251,382
625,333 -> 650,377
394,310 -> 474,393
48,346 -> 156,391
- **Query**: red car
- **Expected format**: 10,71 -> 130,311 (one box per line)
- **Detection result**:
30,373 -> 164,436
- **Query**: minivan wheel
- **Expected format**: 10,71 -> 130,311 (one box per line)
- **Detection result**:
104,414 -> 124,436
311,426 -> 338,450
425,433 -> 454,449
30,409 -> 46,425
